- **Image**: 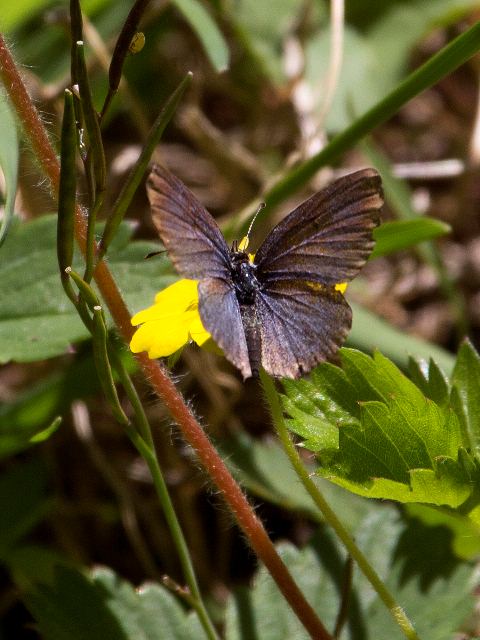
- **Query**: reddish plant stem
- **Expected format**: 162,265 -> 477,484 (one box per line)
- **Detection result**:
0,35 -> 331,640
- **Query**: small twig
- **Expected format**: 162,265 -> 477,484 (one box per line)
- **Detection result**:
315,0 -> 345,131
470,70 -> 480,167
177,104 -> 267,188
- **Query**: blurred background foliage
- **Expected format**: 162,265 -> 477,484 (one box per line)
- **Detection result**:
2,0 -> 480,637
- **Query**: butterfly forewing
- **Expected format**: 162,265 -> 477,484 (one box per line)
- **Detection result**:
254,169 -> 383,286
147,165 -> 231,280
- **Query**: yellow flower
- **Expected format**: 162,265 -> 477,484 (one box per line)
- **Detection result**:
130,278 -> 348,360
130,279 -> 210,359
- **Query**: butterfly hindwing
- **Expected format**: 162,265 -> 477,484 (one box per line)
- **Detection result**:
254,281 -> 352,378
254,169 -> 382,286
198,278 -> 251,379
147,165 -> 231,280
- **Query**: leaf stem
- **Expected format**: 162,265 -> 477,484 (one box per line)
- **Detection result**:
259,369 -> 421,640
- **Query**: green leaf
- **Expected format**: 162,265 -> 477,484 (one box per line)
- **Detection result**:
221,430 -> 374,531
406,503 -> 480,560
371,218 -> 451,258
0,459 -> 49,557
173,0 -> 229,72
407,357 -> 450,406
0,215 -> 176,363
29,415 -> 62,443
225,507 -> 474,639
354,509 -> 474,640
451,339 -> 480,451
0,92 -> 19,246
283,349 -> 478,509
227,0 -> 303,83
24,565 -> 207,640
0,410 -> 61,459
348,302 -> 455,375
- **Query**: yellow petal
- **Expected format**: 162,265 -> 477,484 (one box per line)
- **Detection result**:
153,279 -> 199,310
188,314 -> 211,346
130,310 -> 197,358
130,279 -> 213,359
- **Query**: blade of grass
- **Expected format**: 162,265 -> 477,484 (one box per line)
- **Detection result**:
262,21 -> 480,212
371,218 -> 451,259
349,302 -> 455,375
97,72 -> 193,260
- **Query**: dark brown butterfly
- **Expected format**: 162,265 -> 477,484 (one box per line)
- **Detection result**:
147,165 -> 383,379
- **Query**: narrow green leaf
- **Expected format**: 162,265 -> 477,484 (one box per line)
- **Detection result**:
29,416 -> 62,443
349,302 -> 455,375
371,218 -> 451,258
0,92 -> 19,246
173,0 -> 229,71
0,406 -> 61,460
99,72 -> 193,259
451,339 -> 480,451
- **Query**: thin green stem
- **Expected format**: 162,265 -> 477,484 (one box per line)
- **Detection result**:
125,425 -> 220,640
259,369 -> 421,640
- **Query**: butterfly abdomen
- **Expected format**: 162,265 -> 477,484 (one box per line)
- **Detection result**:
240,304 -> 262,377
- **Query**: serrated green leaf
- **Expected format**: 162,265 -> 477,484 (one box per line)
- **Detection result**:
408,356 -> 450,406
355,509 -> 474,640
283,349 -> 477,510
24,565 -> 207,640
451,339 -> 480,451
0,215 -> 176,363
173,0 -> 229,72
0,92 -> 19,246
406,503 -> 480,560
371,218 -> 451,258
225,507 -> 474,639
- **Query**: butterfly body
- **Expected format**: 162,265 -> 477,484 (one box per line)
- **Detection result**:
147,165 -> 383,379
230,249 -> 260,305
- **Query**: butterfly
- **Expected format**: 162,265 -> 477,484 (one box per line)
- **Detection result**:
147,165 -> 383,379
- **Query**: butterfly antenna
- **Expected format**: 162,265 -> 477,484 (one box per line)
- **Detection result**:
239,202 -> 265,252
246,202 -> 266,240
